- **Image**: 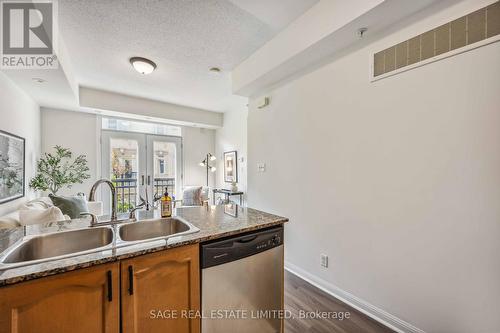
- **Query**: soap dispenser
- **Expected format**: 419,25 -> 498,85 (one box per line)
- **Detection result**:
161,187 -> 172,218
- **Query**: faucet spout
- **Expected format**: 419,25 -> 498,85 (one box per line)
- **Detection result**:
89,179 -> 117,221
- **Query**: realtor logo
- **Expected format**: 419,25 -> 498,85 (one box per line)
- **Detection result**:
1,0 -> 58,69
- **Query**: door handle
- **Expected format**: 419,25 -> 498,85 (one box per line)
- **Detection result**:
128,265 -> 134,295
141,175 -> 145,186
106,270 -> 113,302
147,175 -> 151,185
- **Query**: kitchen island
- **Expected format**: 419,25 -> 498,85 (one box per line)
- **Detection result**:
0,205 -> 288,333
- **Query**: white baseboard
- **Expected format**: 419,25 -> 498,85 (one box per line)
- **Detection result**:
284,261 -> 426,333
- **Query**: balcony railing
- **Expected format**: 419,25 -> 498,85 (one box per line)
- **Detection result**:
154,178 -> 175,198
113,178 -> 137,213
113,177 -> 175,213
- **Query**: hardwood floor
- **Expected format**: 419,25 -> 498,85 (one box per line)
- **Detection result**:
284,271 -> 395,333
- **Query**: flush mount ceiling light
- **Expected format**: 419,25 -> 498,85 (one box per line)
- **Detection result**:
32,77 -> 46,83
357,27 -> 368,38
130,57 -> 157,75
209,67 -> 222,75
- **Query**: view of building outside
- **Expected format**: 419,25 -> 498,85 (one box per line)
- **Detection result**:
153,141 -> 176,198
110,138 -> 139,212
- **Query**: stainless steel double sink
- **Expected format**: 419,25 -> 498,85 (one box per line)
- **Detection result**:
0,217 -> 199,270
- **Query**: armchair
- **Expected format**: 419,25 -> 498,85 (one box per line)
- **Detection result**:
174,186 -> 210,208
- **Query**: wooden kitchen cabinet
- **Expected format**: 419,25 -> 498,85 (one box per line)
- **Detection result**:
0,245 -> 200,333
121,244 -> 200,333
0,262 -> 120,333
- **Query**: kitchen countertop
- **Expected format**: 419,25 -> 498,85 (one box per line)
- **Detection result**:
0,205 -> 288,287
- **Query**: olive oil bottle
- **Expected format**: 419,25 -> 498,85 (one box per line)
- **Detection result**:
161,188 -> 172,218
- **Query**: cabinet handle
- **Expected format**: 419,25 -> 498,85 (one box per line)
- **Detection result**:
141,175 -> 145,186
147,175 -> 151,186
107,270 -> 113,302
128,265 -> 134,295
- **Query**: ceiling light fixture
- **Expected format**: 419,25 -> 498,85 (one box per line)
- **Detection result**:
32,77 -> 46,83
357,27 -> 368,38
209,67 -> 222,75
130,57 -> 157,75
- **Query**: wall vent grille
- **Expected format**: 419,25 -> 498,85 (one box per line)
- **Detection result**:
373,1 -> 500,78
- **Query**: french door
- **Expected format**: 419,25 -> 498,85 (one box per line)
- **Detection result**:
101,130 -> 182,213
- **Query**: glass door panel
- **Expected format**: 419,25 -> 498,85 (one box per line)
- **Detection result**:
110,138 -> 138,213
152,141 -> 176,197
101,131 -> 146,214
101,130 -> 182,214
147,135 -> 182,202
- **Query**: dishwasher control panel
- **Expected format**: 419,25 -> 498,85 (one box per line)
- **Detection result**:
201,226 -> 284,269
257,234 -> 281,250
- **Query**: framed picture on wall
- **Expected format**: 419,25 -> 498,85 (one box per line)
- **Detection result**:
224,151 -> 238,183
0,130 -> 25,204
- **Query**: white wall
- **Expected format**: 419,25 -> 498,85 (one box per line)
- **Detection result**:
79,87 -> 223,128
215,110 -> 248,201
183,126 -> 216,188
41,108 -> 100,196
247,1 -> 500,332
41,108 -> 216,197
0,73 -> 40,217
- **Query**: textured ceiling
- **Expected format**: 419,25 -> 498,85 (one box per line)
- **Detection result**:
58,0 -> 317,112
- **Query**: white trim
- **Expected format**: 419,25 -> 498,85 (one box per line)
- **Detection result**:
370,35 -> 500,82
284,261 -> 426,333
96,114 -> 102,179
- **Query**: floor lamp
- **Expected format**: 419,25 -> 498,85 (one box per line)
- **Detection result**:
199,153 -> 216,186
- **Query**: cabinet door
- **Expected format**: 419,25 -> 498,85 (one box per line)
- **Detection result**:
121,244 -> 200,333
0,262 -> 120,333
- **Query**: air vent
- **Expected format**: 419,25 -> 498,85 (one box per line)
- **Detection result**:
373,1 -> 500,78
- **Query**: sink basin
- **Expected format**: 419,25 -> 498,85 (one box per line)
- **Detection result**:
118,217 -> 198,242
0,227 -> 113,266
0,217 -> 199,270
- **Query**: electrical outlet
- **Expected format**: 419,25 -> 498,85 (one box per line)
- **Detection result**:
320,254 -> 328,268
257,163 -> 266,172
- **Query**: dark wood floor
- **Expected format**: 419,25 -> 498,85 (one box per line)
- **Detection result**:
284,271 -> 395,333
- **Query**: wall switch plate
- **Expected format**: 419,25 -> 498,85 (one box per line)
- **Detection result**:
320,254 -> 328,268
257,163 -> 266,172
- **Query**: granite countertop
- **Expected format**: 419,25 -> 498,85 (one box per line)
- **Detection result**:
0,205 -> 288,287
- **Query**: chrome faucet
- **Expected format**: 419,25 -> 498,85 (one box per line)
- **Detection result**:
80,212 -> 98,226
129,192 -> 162,220
128,206 -> 143,220
138,192 -> 162,211
89,179 -> 117,222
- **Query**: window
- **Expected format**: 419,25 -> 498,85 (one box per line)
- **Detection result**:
102,118 -> 181,136
159,159 -> 165,174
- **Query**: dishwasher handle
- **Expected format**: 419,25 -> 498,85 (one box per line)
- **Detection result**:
235,235 -> 257,243
201,226 -> 283,269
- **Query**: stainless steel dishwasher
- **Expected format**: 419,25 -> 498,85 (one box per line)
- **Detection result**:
201,226 -> 284,333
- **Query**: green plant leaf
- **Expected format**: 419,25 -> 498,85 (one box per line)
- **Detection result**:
29,146 -> 91,194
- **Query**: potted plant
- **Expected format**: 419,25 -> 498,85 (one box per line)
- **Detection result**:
29,146 -> 91,195
230,181 -> 238,192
